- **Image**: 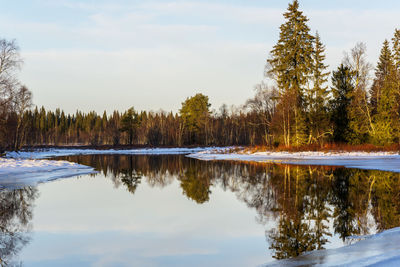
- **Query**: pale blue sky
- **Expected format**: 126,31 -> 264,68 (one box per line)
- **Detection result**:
1,0 -> 399,113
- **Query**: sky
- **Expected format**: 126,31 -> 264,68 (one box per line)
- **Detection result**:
1,0 -> 399,114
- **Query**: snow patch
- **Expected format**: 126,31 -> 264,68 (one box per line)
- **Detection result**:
187,150 -> 400,173
5,147 -> 230,159
2,147 -> 233,188
264,227 -> 400,266
0,158 -> 94,189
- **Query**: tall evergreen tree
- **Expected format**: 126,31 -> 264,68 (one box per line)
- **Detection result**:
307,32 -> 330,144
268,0 -> 315,146
392,29 -> 400,139
370,40 -> 393,114
179,93 -> 211,144
329,64 -> 355,142
392,29 -> 400,70
120,107 -> 141,145
371,40 -> 398,145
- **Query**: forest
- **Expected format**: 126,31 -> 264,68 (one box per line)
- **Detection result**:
1,0 -> 400,152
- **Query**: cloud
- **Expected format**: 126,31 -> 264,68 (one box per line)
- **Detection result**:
139,2 -> 284,24
39,0 -> 126,12
76,12 -> 219,48
2,0 -> 399,113
21,40 -> 267,113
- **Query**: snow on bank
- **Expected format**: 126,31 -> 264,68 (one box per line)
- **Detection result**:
6,147 -> 226,159
187,150 -> 400,173
264,227 -> 400,266
0,158 -> 94,189
2,147 -> 231,188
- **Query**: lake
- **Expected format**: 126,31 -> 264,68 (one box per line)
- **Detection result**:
1,154 -> 400,266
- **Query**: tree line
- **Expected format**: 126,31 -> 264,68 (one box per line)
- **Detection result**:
1,0 -> 400,152
1,95 -> 268,150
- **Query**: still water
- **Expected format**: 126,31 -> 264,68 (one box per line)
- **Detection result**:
1,155 -> 400,266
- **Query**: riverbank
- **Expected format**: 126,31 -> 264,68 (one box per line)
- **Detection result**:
5,147 -> 225,159
3,146 -> 400,187
13,143 -> 400,152
0,158 -> 94,188
0,147 -> 224,188
247,143 -> 400,153
264,227 -> 400,266
187,149 -> 400,173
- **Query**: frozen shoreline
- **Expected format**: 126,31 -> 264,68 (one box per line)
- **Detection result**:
264,227 -> 400,266
0,158 -> 94,189
1,147 -> 227,188
5,147 -> 224,159
3,147 -> 400,189
187,150 -> 400,173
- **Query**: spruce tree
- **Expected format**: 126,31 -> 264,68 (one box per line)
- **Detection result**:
268,0 -> 315,146
371,40 -> 398,145
308,32 -> 330,144
392,29 -> 400,141
120,107 -> 140,145
392,29 -> 400,70
329,64 -> 355,143
370,40 -> 393,115
292,107 -> 308,146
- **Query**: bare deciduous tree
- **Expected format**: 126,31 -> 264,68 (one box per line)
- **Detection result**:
0,38 -> 29,152
0,39 -> 22,112
14,85 -> 32,150
343,43 -> 375,141
245,83 -> 279,145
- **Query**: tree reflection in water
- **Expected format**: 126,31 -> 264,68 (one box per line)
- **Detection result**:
25,155 -> 400,260
0,186 -> 38,266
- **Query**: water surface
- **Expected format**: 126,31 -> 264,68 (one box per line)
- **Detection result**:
1,155 -> 400,266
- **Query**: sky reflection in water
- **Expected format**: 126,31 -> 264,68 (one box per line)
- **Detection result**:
1,155 -> 400,266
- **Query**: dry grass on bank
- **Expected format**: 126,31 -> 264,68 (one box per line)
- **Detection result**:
243,143 -> 400,153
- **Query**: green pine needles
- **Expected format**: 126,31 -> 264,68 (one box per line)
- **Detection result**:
268,0 -> 328,146
267,1 -> 400,147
